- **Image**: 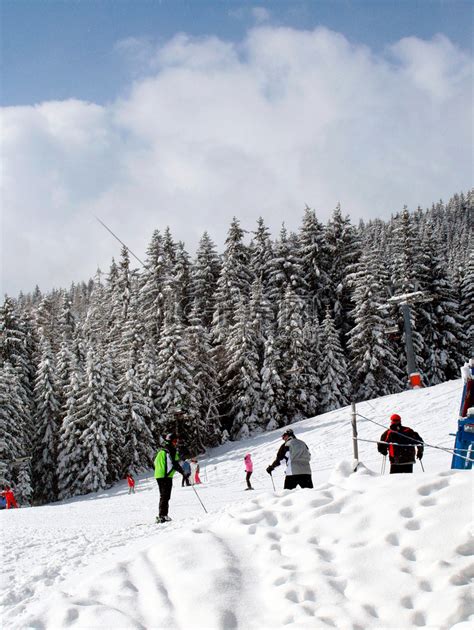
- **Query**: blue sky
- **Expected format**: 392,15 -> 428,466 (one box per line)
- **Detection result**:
2,0 -> 472,106
1,1 -> 473,295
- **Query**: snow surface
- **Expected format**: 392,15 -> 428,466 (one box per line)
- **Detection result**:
1,379 -> 473,629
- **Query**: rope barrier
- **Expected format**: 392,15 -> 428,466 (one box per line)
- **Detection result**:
354,413 -> 474,464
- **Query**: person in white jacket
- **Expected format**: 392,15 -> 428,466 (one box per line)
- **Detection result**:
266,429 -> 313,489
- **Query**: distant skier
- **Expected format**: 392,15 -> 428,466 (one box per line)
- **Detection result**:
191,458 -> 201,485
377,414 -> 424,474
266,429 -> 313,489
2,485 -> 18,509
154,433 -> 185,523
244,454 -> 254,490
127,474 -> 135,494
181,459 -> 192,487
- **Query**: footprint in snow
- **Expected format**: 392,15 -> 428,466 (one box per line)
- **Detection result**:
285,589 -> 299,603
362,604 -> 379,618
417,479 -> 449,496
456,539 -> 474,556
418,579 -> 432,592
401,547 -> 416,561
449,564 -> 474,586
385,533 -> 399,546
420,497 -> 436,507
412,611 -> 426,626
405,519 -> 421,531
400,595 -> 414,609
399,507 -> 413,518
316,548 -> 334,562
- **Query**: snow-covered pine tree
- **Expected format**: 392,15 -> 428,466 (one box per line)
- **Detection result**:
32,334 -> 60,503
212,217 -> 252,339
76,345 -> 112,494
299,206 -> 330,319
156,290 -> 201,451
186,302 -> 222,448
35,294 -> 61,353
348,250 -> 403,401
138,339 -> 161,445
173,241 -> 193,324
223,299 -> 261,439
460,250 -> 474,354
56,355 -> 85,499
138,230 -> 167,344
107,247 -> 133,355
249,217 -> 273,292
0,296 -> 35,449
119,292 -> 155,473
267,224 -> 307,306
318,309 -> 350,411
190,231 -> 221,328
120,364 -> 155,473
417,226 -> 466,383
325,204 -> 360,342
0,363 -> 26,486
260,331 -> 284,431
276,285 -> 317,424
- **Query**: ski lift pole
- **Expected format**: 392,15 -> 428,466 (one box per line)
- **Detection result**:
351,402 -> 359,472
192,484 -> 208,514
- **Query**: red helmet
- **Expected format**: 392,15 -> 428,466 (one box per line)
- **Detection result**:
390,413 -> 401,423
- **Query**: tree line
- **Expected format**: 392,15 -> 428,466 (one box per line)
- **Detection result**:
1,191 -> 472,504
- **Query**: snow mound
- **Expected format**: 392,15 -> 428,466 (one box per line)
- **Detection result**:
8,469 -> 473,629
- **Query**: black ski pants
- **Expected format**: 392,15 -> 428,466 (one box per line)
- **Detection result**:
182,473 -> 191,487
156,478 -> 173,517
246,471 -> 253,489
284,474 -> 313,489
390,463 -> 414,474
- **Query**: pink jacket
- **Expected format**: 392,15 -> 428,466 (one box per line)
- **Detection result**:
244,455 -> 253,472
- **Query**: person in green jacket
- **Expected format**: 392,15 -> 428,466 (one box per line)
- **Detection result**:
154,433 -> 185,523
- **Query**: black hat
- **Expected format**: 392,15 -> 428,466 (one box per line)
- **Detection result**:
165,432 -> 178,442
282,428 -> 295,439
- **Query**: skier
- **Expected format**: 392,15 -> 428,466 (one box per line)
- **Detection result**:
126,474 -> 136,494
377,413 -> 424,474
181,459 -> 192,487
2,485 -> 19,509
244,454 -> 254,490
154,433 -> 185,523
266,429 -> 313,489
191,458 -> 201,484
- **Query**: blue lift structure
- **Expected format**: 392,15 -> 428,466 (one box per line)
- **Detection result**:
451,359 -> 474,470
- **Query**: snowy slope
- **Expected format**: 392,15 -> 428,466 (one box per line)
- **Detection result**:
1,379 -> 473,629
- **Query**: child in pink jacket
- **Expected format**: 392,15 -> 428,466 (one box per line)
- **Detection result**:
244,454 -> 254,490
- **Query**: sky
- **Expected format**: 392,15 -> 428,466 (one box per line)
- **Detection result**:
1,0 -> 473,296
2,379 -> 472,628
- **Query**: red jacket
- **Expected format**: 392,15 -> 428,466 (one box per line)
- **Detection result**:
2,489 -> 18,508
378,423 -> 424,464
127,475 -> 135,487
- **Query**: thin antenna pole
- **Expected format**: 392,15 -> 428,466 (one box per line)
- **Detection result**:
95,216 -> 148,268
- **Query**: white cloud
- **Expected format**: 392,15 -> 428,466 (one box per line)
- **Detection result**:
1,26 -> 472,295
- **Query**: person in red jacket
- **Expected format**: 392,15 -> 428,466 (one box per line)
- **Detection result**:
126,474 -> 136,494
377,414 -> 424,474
2,485 -> 19,508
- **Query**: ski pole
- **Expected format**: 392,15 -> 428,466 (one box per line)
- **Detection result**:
269,472 -> 276,491
192,484 -> 208,513
419,459 -> 425,472
381,456 -> 386,475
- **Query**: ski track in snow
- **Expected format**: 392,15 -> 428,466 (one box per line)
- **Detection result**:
1,379 -> 473,629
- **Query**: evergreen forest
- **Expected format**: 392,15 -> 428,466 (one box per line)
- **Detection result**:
1,191 -> 472,504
